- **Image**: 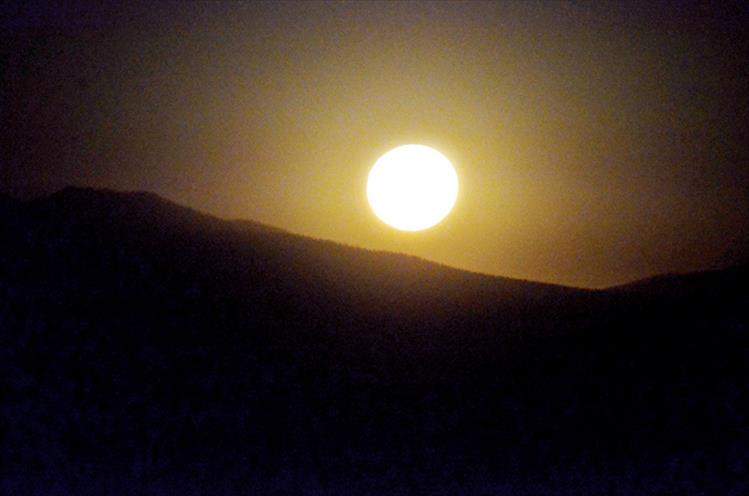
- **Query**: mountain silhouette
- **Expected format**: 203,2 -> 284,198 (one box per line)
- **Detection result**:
1,187 -> 747,495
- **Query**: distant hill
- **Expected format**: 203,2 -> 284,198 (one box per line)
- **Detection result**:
0,192 -> 19,212
1,187 -> 747,495
612,263 -> 748,297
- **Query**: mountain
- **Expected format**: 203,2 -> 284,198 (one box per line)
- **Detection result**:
1,187 -> 747,495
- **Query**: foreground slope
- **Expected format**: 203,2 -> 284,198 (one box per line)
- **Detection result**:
1,188 -> 747,495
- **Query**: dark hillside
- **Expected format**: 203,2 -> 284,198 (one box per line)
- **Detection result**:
1,188 -> 747,495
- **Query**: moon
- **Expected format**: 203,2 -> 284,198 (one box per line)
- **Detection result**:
367,145 -> 459,231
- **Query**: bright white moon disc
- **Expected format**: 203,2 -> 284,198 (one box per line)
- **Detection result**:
367,144 -> 458,231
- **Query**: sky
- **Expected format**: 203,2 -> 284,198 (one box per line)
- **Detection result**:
2,1 -> 748,288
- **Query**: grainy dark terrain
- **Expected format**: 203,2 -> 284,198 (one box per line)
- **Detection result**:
1,188 -> 747,495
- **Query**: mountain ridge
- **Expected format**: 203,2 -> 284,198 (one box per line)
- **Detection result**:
10,185 -> 739,292
1,186 -> 747,494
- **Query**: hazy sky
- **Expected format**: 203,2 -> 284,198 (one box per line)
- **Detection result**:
2,1 -> 748,287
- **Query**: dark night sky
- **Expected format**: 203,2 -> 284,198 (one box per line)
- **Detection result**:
2,1 -> 748,287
